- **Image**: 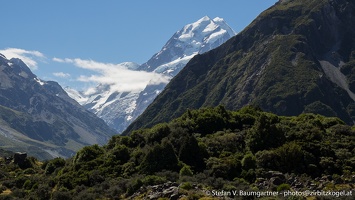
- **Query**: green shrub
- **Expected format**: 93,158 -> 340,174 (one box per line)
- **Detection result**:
275,142 -> 304,173
142,175 -> 166,186
23,168 -> 36,175
45,157 -> 66,175
73,144 -> 104,164
180,165 -> 194,177
255,150 -> 279,170
140,142 -> 179,173
180,182 -> 193,190
126,178 -> 143,196
110,144 -> 130,164
52,190 -> 71,200
23,179 -> 32,190
246,113 -> 285,153
147,123 -> 171,144
277,183 -> 291,191
241,153 -> 256,170
178,136 -> 205,171
241,169 -> 256,183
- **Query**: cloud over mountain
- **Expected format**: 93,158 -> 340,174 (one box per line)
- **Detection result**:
0,48 -> 45,70
53,57 -> 170,93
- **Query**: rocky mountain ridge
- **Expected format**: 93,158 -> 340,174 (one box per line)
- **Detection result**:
124,0 -> 355,134
0,54 -> 116,159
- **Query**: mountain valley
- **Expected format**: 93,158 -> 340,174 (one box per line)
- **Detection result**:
0,0 -> 354,199
0,55 -> 116,159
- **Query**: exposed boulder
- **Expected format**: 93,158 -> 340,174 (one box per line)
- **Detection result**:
13,152 -> 27,166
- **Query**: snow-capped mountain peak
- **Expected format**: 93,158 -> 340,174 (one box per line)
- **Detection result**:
66,16 -> 236,133
64,86 -> 88,105
179,16 -> 214,40
212,17 -> 236,35
139,16 -> 236,74
179,16 -> 235,43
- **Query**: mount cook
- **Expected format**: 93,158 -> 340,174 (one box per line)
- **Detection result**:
66,16 -> 236,133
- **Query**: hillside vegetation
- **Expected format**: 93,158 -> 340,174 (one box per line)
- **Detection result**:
124,0 -> 355,134
0,106 -> 354,199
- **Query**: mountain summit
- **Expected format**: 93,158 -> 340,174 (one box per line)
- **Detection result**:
139,16 -> 236,75
124,0 -> 355,134
67,16 -> 236,133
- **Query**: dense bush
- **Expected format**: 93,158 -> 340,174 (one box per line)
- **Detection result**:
0,106 -> 354,199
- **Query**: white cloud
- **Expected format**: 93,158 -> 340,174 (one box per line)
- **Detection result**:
53,72 -> 71,78
53,57 -> 170,92
52,57 -> 65,63
52,57 -> 74,63
0,48 -> 45,70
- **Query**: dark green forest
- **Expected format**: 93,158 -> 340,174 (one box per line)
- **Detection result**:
0,106 -> 354,199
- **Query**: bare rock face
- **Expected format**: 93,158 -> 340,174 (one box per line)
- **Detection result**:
13,152 -> 27,166
128,182 -> 180,200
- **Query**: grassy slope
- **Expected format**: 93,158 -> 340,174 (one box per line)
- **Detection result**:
0,105 -> 82,160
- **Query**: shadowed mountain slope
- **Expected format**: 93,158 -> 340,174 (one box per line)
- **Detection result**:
124,0 -> 355,134
0,55 -> 116,159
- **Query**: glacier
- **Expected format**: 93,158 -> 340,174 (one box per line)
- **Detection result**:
66,16 -> 236,133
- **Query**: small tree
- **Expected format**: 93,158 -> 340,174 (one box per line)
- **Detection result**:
140,141 -> 179,173
178,136 -> 205,171
45,157 -> 66,175
73,144 -> 104,164
179,165 -> 193,177
241,153 -> 256,170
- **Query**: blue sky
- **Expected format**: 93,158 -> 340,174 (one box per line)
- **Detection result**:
0,0 -> 277,90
